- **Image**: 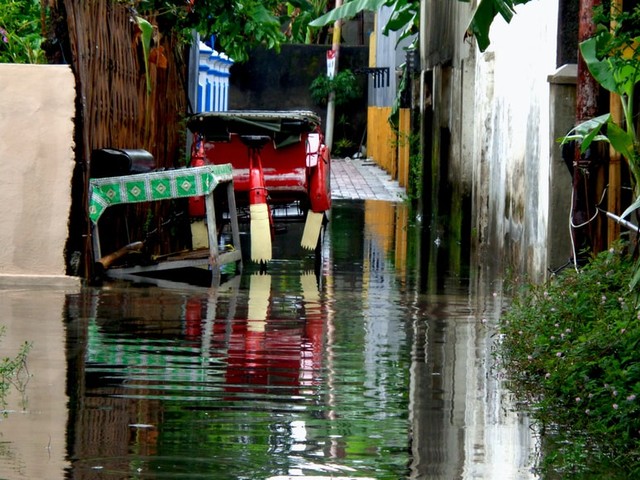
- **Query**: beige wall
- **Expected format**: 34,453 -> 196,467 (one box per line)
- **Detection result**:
0,64 -> 79,285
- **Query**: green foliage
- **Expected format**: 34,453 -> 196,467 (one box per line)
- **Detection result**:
309,0 -> 419,47
308,0 -> 535,52
281,0 -> 329,44
134,0 -> 340,59
465,0 -> 533,52
498,243 -> 640,476
392,130 -> 421,201
407,132 -> 421,200
133,0 -> 286,62
309,69 -> 361,106
560,6 -> 640,197
0,0 -> 46,64
135,15 -> 153,95
330,114 -> 359,157
333,137 -> 355,157
0,327 -> 31,411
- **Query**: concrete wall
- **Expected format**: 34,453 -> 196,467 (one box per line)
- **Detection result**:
0,64 -> 79,286
369,6 -> 414,108
547,64 -> 577,271
421,0 -> 561,281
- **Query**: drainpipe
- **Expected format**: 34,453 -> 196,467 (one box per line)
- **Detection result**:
571,0 -> 601,265
325,0 -> 342,152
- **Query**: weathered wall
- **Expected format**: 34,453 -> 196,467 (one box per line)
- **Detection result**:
422,0 -> 560,281
0,64 -> 78,285
472,2 -> 558,280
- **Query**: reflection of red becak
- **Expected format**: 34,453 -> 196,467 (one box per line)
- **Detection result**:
184,297 -> 203,339
223,274 -> 301,394
224,320 -> 304,394
224,312 -> 325,394
179,274 -> 326,396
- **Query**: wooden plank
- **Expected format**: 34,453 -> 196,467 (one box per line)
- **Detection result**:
226,181 -> 243,275
398,107 -> 411,188
205,190 -> 220,282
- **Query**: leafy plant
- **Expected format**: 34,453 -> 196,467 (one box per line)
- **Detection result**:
308,0 -> 537,52
309,0 -> 419,47
559,5 -> 640,284
464,0 -> 534,52
407,132 -> 422,200
333,137 -> 355,157
561,7 -> 640,192
0,327 -> 31,411
132,0 -> 286,62
309,69 -> 361,106
498,242 -> 640,476
0,0 -> 46,64
280,0 -> 330,44
135,15 -> 154,95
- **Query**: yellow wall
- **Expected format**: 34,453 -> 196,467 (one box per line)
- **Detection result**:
366,106 -> 410,187
367,106 -> 396,177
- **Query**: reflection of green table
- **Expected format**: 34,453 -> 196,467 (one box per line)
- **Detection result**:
89,164 -> 242,282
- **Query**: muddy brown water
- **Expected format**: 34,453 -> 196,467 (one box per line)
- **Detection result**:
0,200 -> 538,479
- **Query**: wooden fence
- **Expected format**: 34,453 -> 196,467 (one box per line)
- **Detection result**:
57,0 -> 190,275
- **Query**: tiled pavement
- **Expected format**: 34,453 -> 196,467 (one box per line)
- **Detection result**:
330,157 -> 406,202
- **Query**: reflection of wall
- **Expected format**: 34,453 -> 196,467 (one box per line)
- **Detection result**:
0,288 -> 74,479
409,290 -> 536,479
0,64 -> 77,284
364,200 -> 408,276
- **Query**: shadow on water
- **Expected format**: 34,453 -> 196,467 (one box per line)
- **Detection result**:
0,200 -> 538,479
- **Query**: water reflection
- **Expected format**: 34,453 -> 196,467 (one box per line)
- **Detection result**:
407,287 -> 536,479
0,287 -> 71,480
0,200 -> 538,479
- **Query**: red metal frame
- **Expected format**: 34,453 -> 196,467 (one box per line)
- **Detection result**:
187,110 -> 331,216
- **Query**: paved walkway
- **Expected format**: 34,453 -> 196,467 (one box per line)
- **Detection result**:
330,157 -> 406,202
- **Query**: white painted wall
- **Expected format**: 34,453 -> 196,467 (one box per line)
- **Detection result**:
471,0 -> 558,279
422,0 -> 559,281
0,64 -> 79,285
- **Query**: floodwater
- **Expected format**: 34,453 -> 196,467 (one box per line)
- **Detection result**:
0,200 -> 538,480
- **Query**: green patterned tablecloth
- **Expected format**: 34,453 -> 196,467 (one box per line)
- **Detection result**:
89,164 -> 233,224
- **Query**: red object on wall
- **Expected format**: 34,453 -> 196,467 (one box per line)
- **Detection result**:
309,144 -> 331,213
188,136 -> 206,217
